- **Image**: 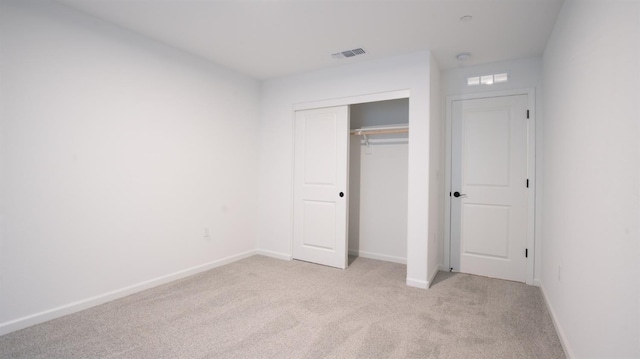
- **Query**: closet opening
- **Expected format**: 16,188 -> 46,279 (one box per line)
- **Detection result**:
348,98 -> 409,265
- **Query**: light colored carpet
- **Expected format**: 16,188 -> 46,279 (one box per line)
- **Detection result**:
0,255 -> 565,358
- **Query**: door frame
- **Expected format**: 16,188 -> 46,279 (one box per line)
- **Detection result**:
444,88 -> 536,285
290,89 -> 411,265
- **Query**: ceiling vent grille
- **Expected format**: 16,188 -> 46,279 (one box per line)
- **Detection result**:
332,48 -> 366,59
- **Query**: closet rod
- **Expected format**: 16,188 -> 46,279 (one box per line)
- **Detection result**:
350,126 -> 409,136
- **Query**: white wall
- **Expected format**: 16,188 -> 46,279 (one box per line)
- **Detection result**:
541,1 -> 640,357
441,57 -> 544,281
0,1 -> 260,334
258,52 -> 433,287
442,57 -> 543,98
349,99 -> 409,129
349,143 -> 408,263
348,100 -> 409,264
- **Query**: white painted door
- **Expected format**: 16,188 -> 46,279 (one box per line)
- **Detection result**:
293,106 -> 349,269
451,95 -> 529,282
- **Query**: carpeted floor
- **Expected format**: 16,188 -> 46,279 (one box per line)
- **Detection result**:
0,255 -> 565,358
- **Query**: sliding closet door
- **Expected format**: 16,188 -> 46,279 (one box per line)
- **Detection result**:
293,106 -> 349,269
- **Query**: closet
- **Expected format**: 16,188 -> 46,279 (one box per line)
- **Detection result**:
348,98 -> 409,264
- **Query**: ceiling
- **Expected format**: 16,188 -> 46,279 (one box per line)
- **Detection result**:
56,0 -> 564,80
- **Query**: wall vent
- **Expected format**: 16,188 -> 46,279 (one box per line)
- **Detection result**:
332,48 -> 366,59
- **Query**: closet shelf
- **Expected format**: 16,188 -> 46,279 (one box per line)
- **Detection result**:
350,124 -> 409,136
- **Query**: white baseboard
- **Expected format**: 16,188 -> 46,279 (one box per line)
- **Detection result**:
256,249 -> 292,261
0,250 -> 257,336
406,277 -> 428,289
426,264 -> 441,288
539,282 -> 574,359
533,278 -> 542,287
348,250 -> 407,264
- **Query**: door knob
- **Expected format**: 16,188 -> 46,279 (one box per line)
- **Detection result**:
453,191 -> 466,198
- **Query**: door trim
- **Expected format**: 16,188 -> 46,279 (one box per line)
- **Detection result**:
289,90 -> 411,264
444,88 -> 536,285
292,90 -> 410,111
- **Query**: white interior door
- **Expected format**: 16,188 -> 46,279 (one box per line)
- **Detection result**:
293,106 -> 349,269
451,95 -> 529,282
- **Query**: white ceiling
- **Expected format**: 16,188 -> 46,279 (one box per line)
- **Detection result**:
56,0 -> 564,80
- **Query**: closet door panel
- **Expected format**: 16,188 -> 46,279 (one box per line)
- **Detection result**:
293,106 -> 349,269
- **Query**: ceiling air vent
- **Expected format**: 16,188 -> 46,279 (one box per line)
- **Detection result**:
332,48 -> 366,59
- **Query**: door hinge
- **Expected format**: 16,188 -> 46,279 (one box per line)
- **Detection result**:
526,179 -> 529,188
449,191 -> 451,197
525,248 -> 528,258
527,110 -> 530,119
